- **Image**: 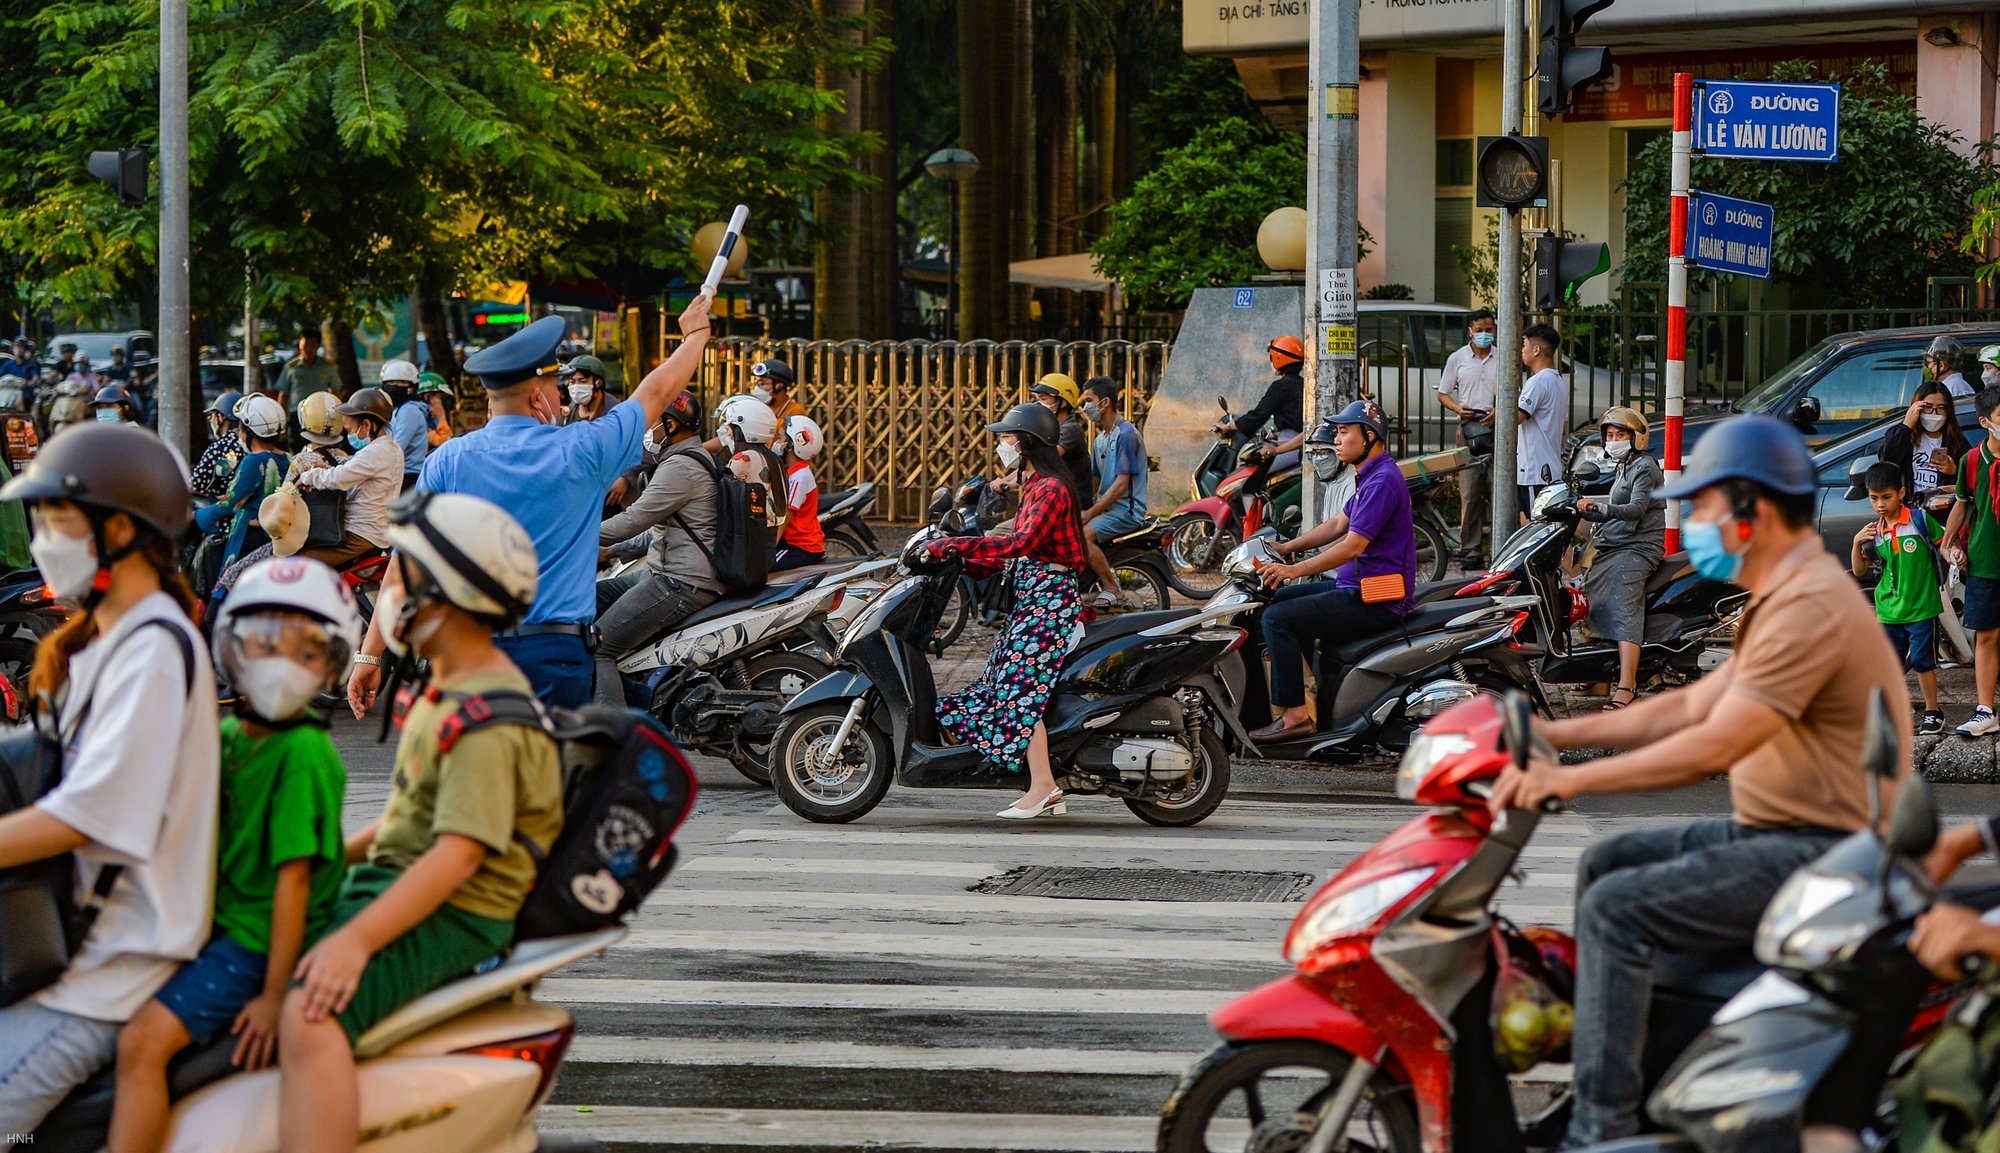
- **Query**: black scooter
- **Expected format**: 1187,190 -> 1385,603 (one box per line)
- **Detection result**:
765,531 -> 1257,827
817,481 -> 881,560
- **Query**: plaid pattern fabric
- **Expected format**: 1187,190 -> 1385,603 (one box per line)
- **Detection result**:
941,475 -> 1089,577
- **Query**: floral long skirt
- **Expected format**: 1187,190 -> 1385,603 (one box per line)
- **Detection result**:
937,559 -> 1086,772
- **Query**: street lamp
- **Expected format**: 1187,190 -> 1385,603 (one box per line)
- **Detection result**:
924,147 -> 980,340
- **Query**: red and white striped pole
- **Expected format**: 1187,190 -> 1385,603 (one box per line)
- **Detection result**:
1663,72 -> 1692,553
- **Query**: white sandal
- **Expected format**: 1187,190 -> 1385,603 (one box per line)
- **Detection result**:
997,789 -> 1066,819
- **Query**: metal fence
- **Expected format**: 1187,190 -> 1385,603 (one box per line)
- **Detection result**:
694,337 -> 1171,521
1363,280 -> 2000,458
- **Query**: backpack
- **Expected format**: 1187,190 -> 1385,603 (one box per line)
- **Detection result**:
673,448 -> 774,593
423,692 -> 697,940
0,618 -> 194,1005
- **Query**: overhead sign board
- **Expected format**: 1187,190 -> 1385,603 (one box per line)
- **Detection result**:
1686,191 -> 1773,280
1695,79 -> 1840,162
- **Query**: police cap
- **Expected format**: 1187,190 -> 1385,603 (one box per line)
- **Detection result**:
462,315 -> 569,389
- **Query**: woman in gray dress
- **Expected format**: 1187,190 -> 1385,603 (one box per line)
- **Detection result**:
1578,406 -> 1665,709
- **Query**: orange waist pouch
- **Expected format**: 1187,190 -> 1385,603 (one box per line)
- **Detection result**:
1359,573 -> 1407,604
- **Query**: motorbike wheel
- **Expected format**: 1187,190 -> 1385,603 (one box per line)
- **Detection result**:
1158,1040 -> 1420,1153
1165,514 -> 1238,598
1124,729 -> 1230,827
821,529 -> 871,561
770,701 -> 895,823
729,650 -> 837,786
934,578 -> 971,649
1414,519 -> 1450,582
1110,561 -> 1173,611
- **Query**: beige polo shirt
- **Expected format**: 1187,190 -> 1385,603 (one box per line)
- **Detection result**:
1684,537 -> 1910,830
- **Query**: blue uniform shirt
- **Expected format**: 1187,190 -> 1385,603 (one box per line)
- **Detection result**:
390,400 -> 430,475
418,404 -> 645,623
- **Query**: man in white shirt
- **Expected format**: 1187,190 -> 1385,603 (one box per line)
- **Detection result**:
296,386 -> 404,568
1929,335 -> 1975,399
1517,323 -> 1570,517
1437,308 -> 1500,565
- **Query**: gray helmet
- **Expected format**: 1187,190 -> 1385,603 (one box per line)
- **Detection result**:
0,422 -> 191,538
984,402 -> 1059,447
1656,415 -> 1815,500
208,390 -> 243,420
1927,335 -> 1965,361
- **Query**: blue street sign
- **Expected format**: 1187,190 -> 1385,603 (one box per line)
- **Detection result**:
1687,191 -> 1774,280
1233,288 -> 1255,308
1696,80 -> 1840,162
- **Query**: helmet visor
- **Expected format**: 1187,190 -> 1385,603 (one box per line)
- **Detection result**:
219,611 -> 349,683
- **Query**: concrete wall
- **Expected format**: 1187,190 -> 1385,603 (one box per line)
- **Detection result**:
1359,59 -> 1388,291
1384,52 -> 1439,300
1916,14 -> 1999,161
1151,286 -> 1305,509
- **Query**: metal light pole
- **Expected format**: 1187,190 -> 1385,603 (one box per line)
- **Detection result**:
924,148 -> 981,341
1491,0 -> 1527,536
243,269 -> 259,395
159,0 -> 191,458
1300,0 -> 1360,526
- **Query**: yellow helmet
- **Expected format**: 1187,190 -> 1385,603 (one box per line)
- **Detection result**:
1030,372 -> 1081,410
298,390 -> 344,446
1599,405 -> 1649,452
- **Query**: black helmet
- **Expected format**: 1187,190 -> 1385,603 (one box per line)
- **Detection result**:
1657,414 -> 1815,500
0,422 -> 191,538
92,384 -> 134,409
984,402 -> 1059,447
1306,416 -> 1340,446
751,359 -> 796,387
1329,398 -> 1389,442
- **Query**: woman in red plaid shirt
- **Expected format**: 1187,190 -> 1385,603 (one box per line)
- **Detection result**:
926,403 -> 1092,819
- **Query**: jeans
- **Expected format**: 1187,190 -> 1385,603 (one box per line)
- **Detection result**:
0,999 -> 122,1133
495,631 -> 594,709
1261,584 -> 1405,709
593,570 -> 716,706
1564,818 -> 1845,1146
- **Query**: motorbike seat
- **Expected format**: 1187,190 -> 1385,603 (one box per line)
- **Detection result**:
1645,553 -> 1693,596
1323,596 -> 1498,666
1413,577 -> 1468,606
1108,521 -> 1165,547
1069,610 -> 1191,662
33,1035 -> 239,1149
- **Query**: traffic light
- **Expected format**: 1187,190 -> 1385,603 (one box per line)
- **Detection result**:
1537,0 -> 1616,116
1533,236 -> 1611,309
1475,135 -> 1549,210
87,148 -> 148,207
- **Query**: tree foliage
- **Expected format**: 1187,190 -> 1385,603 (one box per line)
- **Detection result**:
0,0 -> 884,326
1622,60 -> 1989,308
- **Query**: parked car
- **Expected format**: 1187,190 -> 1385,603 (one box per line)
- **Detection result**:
1572,322 -> 2000,476
50,330 -> 156,371
1810,408 -> 1987,557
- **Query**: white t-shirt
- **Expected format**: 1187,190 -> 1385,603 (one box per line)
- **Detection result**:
1913,432 -> 1944,493
1517,367 -> 1570,485
1437,345 -> 1500,414
1943,372 -> 1974,399
36,593 -> 218,1022
298,433 -> 404,548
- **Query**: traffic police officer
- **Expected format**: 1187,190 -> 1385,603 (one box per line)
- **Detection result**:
346,294 -> 715,710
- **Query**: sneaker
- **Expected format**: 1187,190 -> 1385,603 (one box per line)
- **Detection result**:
1957,707 -> 1999,738
1921,710 -> 1945,736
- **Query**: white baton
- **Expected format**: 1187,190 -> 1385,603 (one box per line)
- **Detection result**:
701,205 -> 751,299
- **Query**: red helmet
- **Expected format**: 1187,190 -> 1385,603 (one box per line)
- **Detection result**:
1268,335 -> 1306,371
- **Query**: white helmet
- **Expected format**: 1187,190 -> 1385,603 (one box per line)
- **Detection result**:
1980,344 -> 2000,369
782,414 -> 824,461
714,395 -> 779,450
387,491 -> 537,623
236,393 -> 286,440
379,358 -> 420,385
216,556 -> 362,719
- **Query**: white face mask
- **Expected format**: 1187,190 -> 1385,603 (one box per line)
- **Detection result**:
1922,412 -> 1948,432
997,440 -> 1022,471
568,382 -> 595,406
30,527 -> 97,599
719,425 -> 737,452
236,657 -> 325,720
643,425 -> 665,455
1603,438 -> 1632,460
751,385 -> 773,404
377,584 -> 411,658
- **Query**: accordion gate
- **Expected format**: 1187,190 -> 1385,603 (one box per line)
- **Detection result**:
695,337 -> 1170,523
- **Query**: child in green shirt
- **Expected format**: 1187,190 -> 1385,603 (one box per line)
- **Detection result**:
279,492 -> 560,1153
109,557 -> 357,1153
1852,461 -> 1947,735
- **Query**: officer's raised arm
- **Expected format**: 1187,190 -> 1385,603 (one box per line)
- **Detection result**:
629,293 -> 714,427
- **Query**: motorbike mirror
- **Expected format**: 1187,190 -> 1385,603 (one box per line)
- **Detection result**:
1863,686 -> 1898,780
1500,690 -> 1533,772
1217,396 -> 1229,413
1541,464 -> 1554,484
1885,771 -> 1938,860
1573,461 -> 1601,482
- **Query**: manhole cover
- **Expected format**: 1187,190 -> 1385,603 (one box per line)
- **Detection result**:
970,866 -> 1314,903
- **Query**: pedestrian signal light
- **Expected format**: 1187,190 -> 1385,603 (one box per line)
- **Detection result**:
1475,136 -> 1549,210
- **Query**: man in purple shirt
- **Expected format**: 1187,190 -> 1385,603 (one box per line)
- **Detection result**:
1249,399 -> 1417,742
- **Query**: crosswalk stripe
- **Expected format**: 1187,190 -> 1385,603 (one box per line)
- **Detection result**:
676,856 -> 1002,878
728,828 -> 1586,859
537,979 -> 1235,1014
643,888 -> 1308,918
536,1105 -> 1222,1152
617,929 -> 1284,963
563,1037 -> 1203,1075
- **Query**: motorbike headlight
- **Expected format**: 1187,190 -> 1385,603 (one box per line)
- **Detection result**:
1753,872 -> 1861,967
1396,732 -> 1477,800
1285,867 -> 1435,963
1531,484 -> 1572,519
